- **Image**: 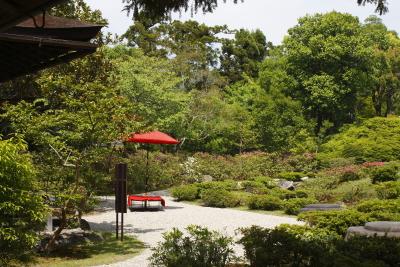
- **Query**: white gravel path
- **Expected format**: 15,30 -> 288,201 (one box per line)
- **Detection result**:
85,196 -> 303,267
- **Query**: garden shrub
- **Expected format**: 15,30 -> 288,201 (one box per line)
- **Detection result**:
371,163 -> 400,184
0,139 -> 48,265
239,225 -> 400,267
298,209 -> 370,236
252,176 -> 277,189
171,184 -> 199,201
356,199 -> 400,214
200,188 -> 240,208
339,169 -> 360,183
375,181 -> 400,199
247,195 -> 283,211
277,171 -> 305,182
319,117 -> 400,163
197,180 -> 238,191
150,225 -> 235,267
283,197 -> 316,215
238,225 -> 337,267
241,180 -> 268,194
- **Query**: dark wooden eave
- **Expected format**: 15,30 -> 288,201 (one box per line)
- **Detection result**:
0,13 -> 103,83
0,33 -> 97,83
0,0 -> 67,32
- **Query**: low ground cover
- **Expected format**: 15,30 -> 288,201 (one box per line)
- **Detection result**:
32,233 -> 144,267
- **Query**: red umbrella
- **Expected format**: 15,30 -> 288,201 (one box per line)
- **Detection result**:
126,131 -> 179,198
127,131 -> 180,145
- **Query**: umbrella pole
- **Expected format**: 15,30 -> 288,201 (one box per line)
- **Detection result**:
145,147 -> 149,208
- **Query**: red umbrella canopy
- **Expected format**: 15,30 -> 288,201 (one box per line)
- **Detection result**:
126,131 -> 180,145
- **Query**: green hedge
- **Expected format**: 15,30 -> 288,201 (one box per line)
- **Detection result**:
298,210 -> 370,236
239,225 -> 400,267
200,188 -> 240,208
247,195 -> 283,211
171,185 -> 200,201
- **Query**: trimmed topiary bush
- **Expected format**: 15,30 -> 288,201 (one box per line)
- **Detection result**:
247,195 -> 283,211
298,209 -> 370,236
171,184 -> 199,201
371,164 -> 400,184
375,181 -> 400,199
200,188 -> 240,208
239,225 -> 400,267
278,172 -> 305,182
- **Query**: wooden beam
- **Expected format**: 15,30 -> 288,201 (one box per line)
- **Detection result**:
0,33 -> 98,51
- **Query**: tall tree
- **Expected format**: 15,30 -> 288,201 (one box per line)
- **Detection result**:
124,20 -> 229,91
363,16 -> 400,116
282,12 -> 375,132
220,29 -> 269,82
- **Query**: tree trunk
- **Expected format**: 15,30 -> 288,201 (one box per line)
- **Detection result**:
372,89 -> 382,116
385,86 -> 394,116
44,208 -> 67,253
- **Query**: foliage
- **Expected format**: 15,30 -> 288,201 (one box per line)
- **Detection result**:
283,198 -> 316,215
278,171 -> 306,182
298,210 -> 371,236
220,29 -> 269,82
238,225 -> 338,267
200,188 -> 240,208
121,0 -> 389,22
239,224 -> 400,267
247,195 -> 283,211
171,184 -> 200,201
320,117 -> 400,162
0,139 -> 48,265
127,151 -> 183,193
370,162 -> 400,183
375,181 -> 400,199
283,12 -> 374,131
150,225 -> 235,267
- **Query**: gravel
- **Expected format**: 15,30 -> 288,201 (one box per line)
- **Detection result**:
86,196 -> 303,267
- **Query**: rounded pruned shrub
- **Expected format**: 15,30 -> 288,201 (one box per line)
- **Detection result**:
356,199 -> 400,214
200,188 -> 240,208
370,163 -> 400,184
238,225 -> 400,267
277,172 -> 305,182
298,209 -> 370,236
171,184 -> 199,201
375,181 -> 400,199
241,180 -> 268,194
283,198 -> 316,215
197,180 -> 238,191
247,195 -> 283,211
150,225 -> 235,267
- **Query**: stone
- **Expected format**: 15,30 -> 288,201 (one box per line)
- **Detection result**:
346,221 -> 400,240
202,175 -> 213,182
37,228 -> 104,251
365,221 -> 400,232
300,176 -> 309,181
278,180 -> 295,190
300,204 -> 342,213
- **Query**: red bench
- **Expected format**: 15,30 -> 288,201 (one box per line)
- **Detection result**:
127,195 -> 166,208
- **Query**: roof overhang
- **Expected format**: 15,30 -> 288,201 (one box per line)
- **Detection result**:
0,0 -> 66,32
0,33 -> 98,82
0,13 -> 103,83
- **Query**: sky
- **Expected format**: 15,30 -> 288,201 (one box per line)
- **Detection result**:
85,0 -> 400,44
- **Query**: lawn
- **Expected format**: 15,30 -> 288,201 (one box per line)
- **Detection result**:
32,232 -> 145,267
